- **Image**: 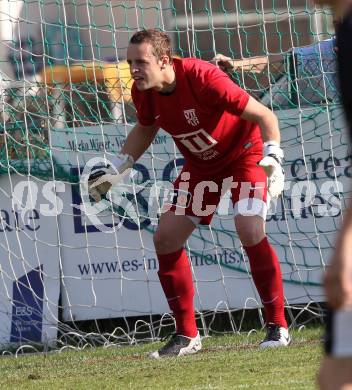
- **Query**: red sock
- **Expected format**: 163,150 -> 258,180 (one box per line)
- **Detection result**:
244,237 -> 287,328
157,248 -> 198,337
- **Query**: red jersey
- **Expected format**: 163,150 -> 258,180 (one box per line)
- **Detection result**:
131,57 -> 262,175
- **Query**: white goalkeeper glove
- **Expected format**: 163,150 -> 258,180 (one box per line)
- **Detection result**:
88,153 -> 134,203
258,141 -> 285,199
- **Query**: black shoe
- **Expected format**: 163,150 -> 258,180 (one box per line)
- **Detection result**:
149,333 -> 201,359
260,323 -> 291,348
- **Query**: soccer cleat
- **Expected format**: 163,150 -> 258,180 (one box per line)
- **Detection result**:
149,333 -> 202,359
259,323 -> 291,348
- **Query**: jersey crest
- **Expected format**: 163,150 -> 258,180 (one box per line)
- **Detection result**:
183,109 -> 199,126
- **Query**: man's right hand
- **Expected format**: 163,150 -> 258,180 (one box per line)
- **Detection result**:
211,54 -> 234,72
88,165 -> 115,202
211,53 -> 268,74
88,154 -> 134,202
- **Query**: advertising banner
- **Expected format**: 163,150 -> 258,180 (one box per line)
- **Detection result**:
0,175 -> 60,347
50,106 -> 349,321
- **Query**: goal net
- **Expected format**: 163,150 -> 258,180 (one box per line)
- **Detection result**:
0,0 -> 346,352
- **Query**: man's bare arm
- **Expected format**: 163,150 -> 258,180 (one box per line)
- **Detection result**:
240,96 -> 280,143
314,0 -> 351,22
121,122 -> 159,161
211,54 -> 268,74
240,96 -> 284,199
87,122 -> 159,202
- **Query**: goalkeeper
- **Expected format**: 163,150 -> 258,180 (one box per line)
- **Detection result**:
89,29 -> 290,358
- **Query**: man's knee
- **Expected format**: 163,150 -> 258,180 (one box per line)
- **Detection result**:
235,215 -> 265,247
153,228 -> 176,254
153,212 -> 195,254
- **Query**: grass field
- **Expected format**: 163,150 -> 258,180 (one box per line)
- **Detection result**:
0,327 -> 323,390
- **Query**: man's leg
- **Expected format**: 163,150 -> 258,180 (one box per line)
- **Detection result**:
318,309 -> 352,390
154,211 -> 197,337
235,214 -> 289,347
318,357 -> 352,390
318,7 -> 352,389
150,211 -> 201,358
231,145 -> 288,346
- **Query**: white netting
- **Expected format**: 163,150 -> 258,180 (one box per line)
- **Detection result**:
0,1 -> 346,354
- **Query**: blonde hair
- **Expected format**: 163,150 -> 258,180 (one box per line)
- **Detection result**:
130,29 -> 173,62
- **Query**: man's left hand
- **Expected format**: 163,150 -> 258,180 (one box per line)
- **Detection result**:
258,141 -> 285,199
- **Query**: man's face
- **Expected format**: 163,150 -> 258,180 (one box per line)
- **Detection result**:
127,42 -> 164,91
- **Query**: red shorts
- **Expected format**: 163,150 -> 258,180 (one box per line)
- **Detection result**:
165,149 -> 268,225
